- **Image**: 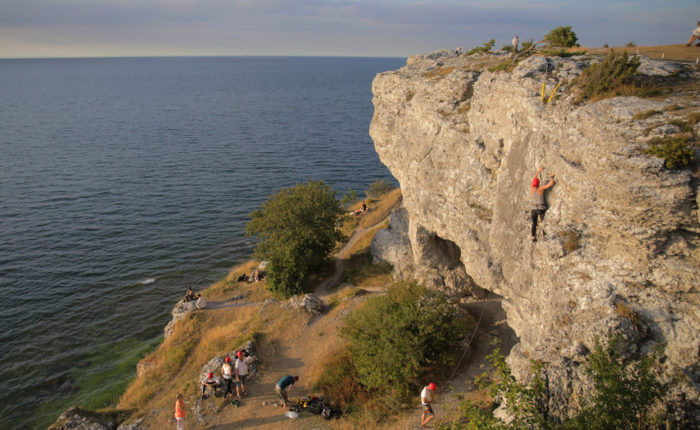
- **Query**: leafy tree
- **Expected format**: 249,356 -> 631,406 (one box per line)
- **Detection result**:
340,281 -> 470,397
365,179 -> 396,199
544,26 -> 578,47
246,180 -> 344,297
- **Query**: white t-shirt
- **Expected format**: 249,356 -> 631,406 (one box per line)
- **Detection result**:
235,358 -> 248,375
421,386 -> 432,405
694,26 -> 700,37
197,296 -> 207,309
222,363 -> 232,379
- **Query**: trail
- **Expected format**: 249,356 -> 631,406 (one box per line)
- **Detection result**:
314,213 -> 395,298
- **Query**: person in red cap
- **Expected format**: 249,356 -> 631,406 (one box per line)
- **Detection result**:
201,371 -> 220,398
421,382 -> 437,427
221,356 -> 234,399
529,167 -> 555,241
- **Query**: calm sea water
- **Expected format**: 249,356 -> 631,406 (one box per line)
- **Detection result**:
0,56 -> 404,429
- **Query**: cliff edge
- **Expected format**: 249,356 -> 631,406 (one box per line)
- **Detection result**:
370,50 -> 699,420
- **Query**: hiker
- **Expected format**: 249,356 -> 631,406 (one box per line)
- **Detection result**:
195,293 -> 207,310
530,167 -> 555,241
421,382 -> 437,428
222,356 -> 234,399
687,21 -> 700,46
275,375 -> 298,409
175,393 -> 186,429
201,371 -> 220,397
361,200 -> 367,213
235,352 -> 249,399
512,35 -> 519,52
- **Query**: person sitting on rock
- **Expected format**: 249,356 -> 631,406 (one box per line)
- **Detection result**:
184,287 -> 196,302
687,21 -> 700,46
195,293 -> 207,310
201,372 -> 220,398
530,167 -> 555,241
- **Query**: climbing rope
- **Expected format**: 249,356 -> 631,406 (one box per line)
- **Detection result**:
446,299 -> 489,382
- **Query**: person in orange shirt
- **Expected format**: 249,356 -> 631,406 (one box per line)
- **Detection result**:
175,394 -> 186,429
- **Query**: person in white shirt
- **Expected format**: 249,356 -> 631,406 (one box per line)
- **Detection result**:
512,35 -> 519,52
235,351 -> 249,398
221,356 -> 234,399
420,382 -> 437,428
195,294 -> 207,310
687,21 -> 700,46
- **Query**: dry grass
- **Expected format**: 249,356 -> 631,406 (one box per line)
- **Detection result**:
559,230 -> 581,255
358,188 -> 402,229
586,44 -> 700,62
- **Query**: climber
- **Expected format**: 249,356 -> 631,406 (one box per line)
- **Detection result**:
530,167 -> 555,241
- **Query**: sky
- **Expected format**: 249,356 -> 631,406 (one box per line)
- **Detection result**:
0,0 -> 697,58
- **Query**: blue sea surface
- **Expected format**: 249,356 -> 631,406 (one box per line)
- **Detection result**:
0,56 -> 404,429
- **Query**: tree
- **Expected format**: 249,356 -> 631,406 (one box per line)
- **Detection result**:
544,26 -> 578,47
246,180 -> 344,297
340,282 -> 470,397
365,179 -> 396,199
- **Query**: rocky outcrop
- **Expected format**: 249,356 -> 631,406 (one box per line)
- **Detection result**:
48,407 -> 133,430
370,51 -> 699,421
164,300 -> 197,339
285,293 -> 326,314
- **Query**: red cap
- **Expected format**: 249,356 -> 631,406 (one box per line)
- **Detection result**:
532,178 -> 540,187
225,356 -> 231,363
428,382 -> 437,390
236,350 -> 244,358
207,372 -> 213,378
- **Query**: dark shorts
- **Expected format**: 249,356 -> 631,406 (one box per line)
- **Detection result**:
236,374 -> 247,386
422,404 -> 434,415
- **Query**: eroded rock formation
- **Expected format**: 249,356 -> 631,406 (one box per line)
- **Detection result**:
370,50 -> 699,420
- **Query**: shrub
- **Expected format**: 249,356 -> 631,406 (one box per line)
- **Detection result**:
340,281 -> 470,397
559,229 -> 581,255
626,41 -> 637,48
573,51 -> 641,103
468,39 -> 496,55
439,332 -> 671,430
340,188 -> 359,207
521,39 -> 534,51
246,180 -> 344,297
488,60 -> 516,73
365,179 -> 396,199
644,135 -> 695,169
544,26 -> 578,47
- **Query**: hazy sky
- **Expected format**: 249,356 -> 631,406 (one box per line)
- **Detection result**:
1,0 -> 697,58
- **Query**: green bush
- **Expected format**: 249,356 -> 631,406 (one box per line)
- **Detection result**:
544,26 -> 578,47
246,180 -> 344,297
468,39 -> 496,55
340,188 -> 359,207
439,332 -> 671,430
341,281 -> 470,397
521,39 -> 534,51
573,51 -> 641,103
644,135 -> 695,169
365,179 -> 396,199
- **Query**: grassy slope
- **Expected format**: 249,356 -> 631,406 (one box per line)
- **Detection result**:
112,189 -> 402,428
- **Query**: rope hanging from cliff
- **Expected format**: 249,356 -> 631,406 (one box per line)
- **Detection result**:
446,300 -> 488,382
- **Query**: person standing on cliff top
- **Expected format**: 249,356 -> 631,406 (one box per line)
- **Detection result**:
530,167 -> 555,241
512,35 -> 519,52
175,393 -> 186,429
222,356 -> 234,399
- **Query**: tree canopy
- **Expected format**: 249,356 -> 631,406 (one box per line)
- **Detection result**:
246,180 -> 344,297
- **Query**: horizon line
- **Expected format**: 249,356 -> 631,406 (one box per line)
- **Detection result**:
0,53 -> 408,61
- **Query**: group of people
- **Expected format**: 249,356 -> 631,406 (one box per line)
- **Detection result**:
201,349 -> 252,400
183,287 -> 206,309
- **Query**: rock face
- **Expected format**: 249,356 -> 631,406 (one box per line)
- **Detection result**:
370,51 -> 699,420
164,299 -> 197,339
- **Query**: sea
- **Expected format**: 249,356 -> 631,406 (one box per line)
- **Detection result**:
0,56 -> 405,429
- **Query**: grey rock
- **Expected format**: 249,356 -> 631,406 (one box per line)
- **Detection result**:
369,50 -> 699,421
164,300 -> 197,339
287,294 -> 325,314
636,55 -> 683,76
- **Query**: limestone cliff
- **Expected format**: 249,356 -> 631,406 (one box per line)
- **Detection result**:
370,50 -> 699,420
